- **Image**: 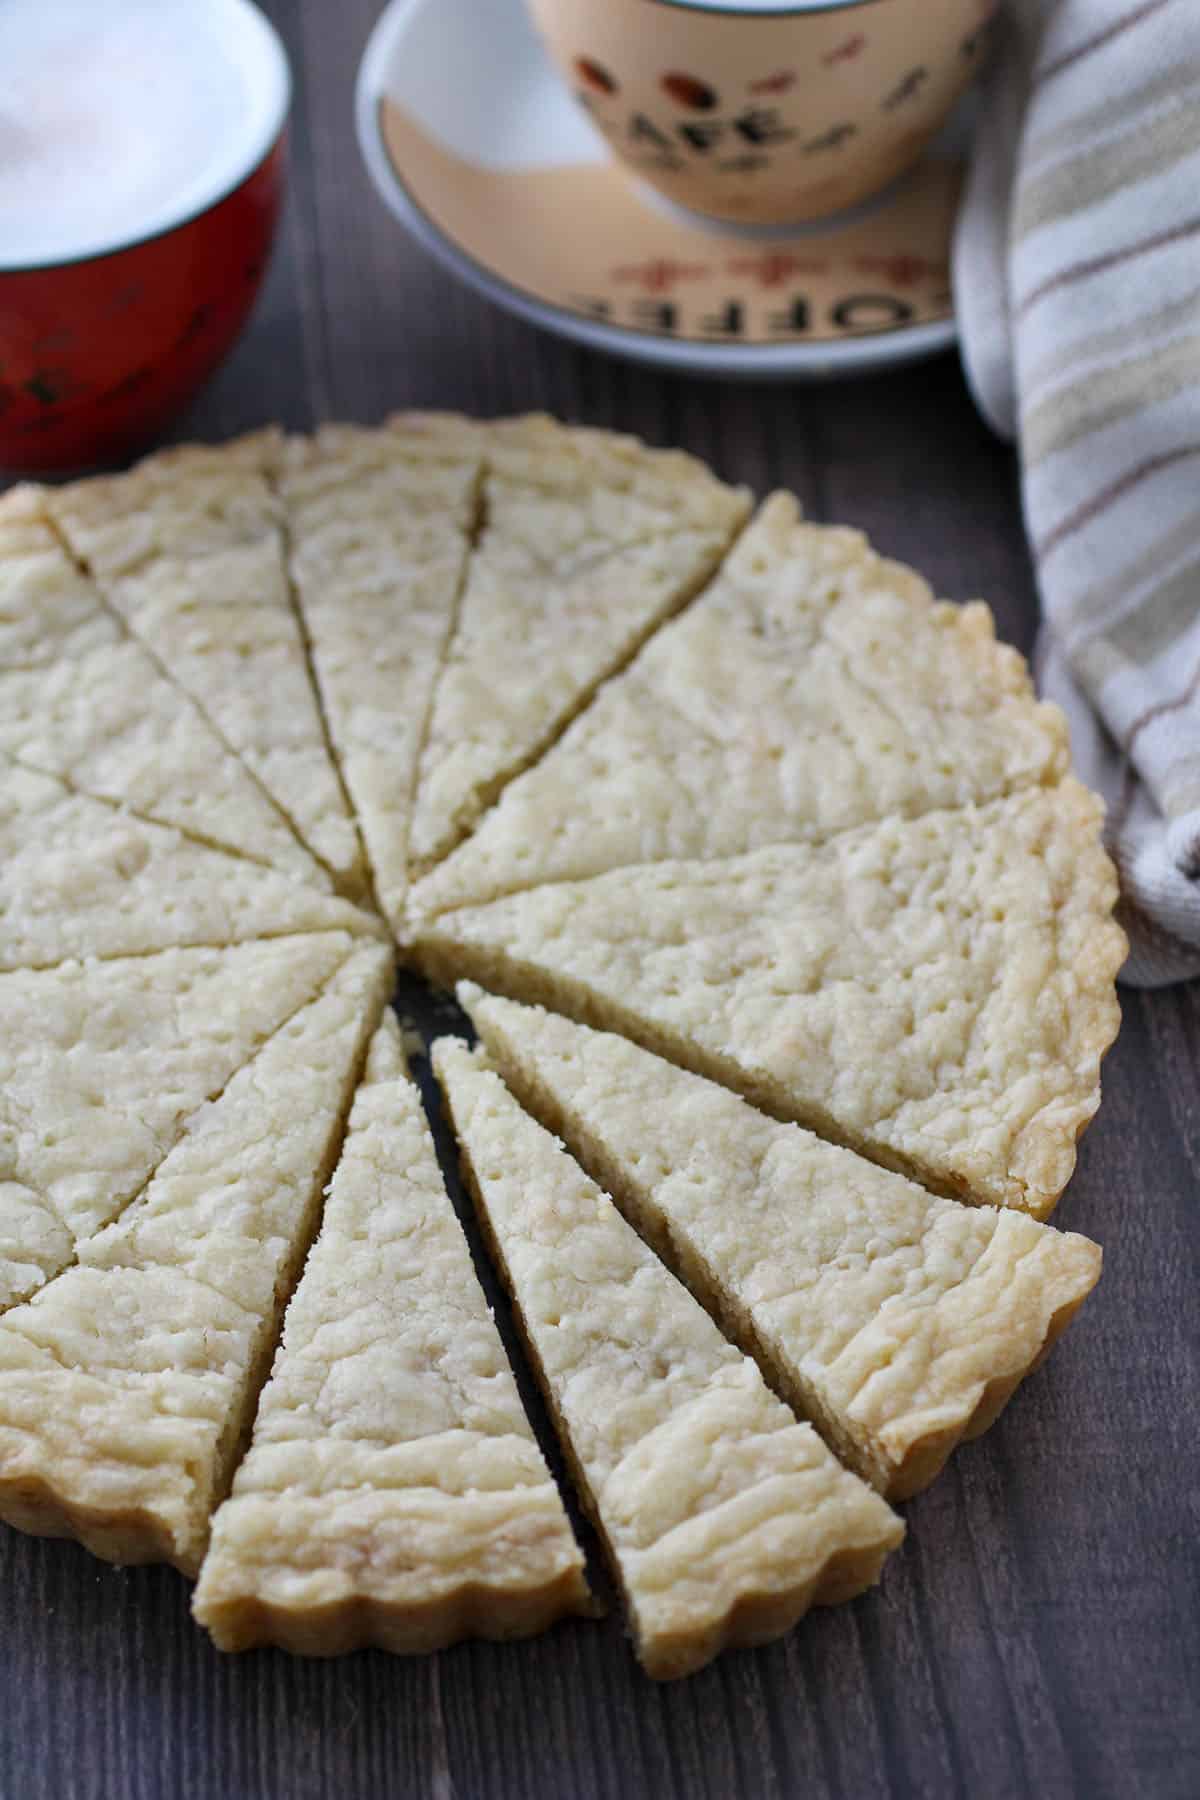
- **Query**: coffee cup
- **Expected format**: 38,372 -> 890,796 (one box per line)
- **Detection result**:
527,0 -> 997,227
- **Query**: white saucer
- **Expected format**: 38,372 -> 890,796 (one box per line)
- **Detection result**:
357,0 -> 966,381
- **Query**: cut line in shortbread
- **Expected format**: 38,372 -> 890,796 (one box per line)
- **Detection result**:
0,940 -> 393,1575
461,986 -> 1104,1500
405,413 -> 752,879
270,421 -> 484,933
434,1038 -> 903,1680
411,493 -> 1071,921
194,1012 -> 590,1656
0,755 -> 381,971
415,782 -> 1127,1217
0,484 -> 324,888
0,932 -> 364,1312
43,433 -> 366,895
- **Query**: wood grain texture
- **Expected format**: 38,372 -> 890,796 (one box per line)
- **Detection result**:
2,2 -> 1198,1795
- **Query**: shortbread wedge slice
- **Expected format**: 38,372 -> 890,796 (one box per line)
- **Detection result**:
0,931 -> 361,1312
406,413 -> 751,876
272,422 -> 483,930
44,434 -> 365,894
0,940 -> 393,1575
0,485 -> 322,886
413,494 -> 1071,919
461,987 -> 1104,1499
0,757 -> 381,970
433,1039 -> 903,1680
416,782 -> 1126,1217
194,1013 -> 590,1655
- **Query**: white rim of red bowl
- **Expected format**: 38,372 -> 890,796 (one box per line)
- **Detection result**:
355,0 -> 958,381
0,0 -> 291,276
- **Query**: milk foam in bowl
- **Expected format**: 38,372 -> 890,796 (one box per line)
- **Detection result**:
0,0 -> 290,472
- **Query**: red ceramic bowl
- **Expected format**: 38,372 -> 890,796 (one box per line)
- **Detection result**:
0,2 -> 290,474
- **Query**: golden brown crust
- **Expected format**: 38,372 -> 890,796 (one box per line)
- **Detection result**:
199,1560 -> 594,1657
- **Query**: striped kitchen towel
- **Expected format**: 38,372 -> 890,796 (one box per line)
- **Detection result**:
954,0 -> 1200,986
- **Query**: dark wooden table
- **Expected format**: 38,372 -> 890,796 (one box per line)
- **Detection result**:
4,3 -> 1199,1796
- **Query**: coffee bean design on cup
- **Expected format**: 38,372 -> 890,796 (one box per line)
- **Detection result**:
659,74 -> 720,112
574,55 -> 619,95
